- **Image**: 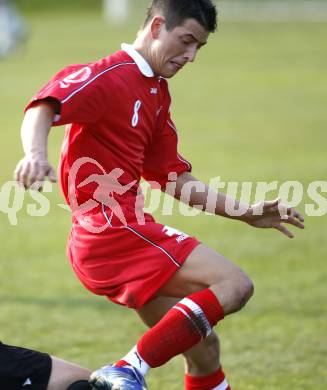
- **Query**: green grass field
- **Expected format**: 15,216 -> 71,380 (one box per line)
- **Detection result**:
0,5 -> 326,389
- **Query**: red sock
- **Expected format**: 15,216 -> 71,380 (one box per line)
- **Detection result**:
137,289 -> 224,368
185,367 -> 231,390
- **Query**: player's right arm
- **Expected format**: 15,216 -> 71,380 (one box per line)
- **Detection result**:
14,60 -> 112,191
14,99 -> 59,189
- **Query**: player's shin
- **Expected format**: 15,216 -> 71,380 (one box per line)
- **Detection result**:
135,288 -> 224,368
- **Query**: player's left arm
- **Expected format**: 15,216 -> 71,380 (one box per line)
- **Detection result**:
172,172 -> 305,238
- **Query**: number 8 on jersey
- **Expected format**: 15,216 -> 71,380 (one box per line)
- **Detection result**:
132,100 -> 142,127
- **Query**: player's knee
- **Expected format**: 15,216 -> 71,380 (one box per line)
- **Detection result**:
210,268 -> 254,314
233,272 -> 254,311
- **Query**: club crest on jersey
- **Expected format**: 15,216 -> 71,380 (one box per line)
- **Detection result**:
150,87 -> 158,95
60,66 -> 92,88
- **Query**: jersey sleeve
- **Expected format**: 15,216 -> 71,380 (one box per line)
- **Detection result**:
25,62 -> 109,126
142,111 -> 192,189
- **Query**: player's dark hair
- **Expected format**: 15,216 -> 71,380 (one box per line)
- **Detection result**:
66,380 -> 92,390
144,0 -> 218,32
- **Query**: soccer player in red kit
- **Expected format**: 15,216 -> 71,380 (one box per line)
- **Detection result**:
14,1 -> 305,389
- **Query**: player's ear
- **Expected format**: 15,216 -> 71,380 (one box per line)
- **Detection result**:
150,16 -> 166,39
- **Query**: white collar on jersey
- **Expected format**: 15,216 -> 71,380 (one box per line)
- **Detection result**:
121,43 -> 155,78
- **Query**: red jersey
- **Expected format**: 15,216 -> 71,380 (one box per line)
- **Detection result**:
26,44 -> 192,219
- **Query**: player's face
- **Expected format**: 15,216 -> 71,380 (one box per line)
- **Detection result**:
151,18 -> 209,78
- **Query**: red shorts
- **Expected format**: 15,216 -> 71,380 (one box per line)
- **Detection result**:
67,205 -> 200,309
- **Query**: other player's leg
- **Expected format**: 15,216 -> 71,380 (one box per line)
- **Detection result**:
48,356 -> 91,390
0,342 -> 91,390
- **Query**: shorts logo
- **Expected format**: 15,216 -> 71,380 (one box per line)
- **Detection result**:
60,66 -> 92,88
22,378 -> 32,386
162,226 -> 189,243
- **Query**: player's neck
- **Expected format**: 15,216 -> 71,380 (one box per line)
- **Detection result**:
132,35 -> 157,77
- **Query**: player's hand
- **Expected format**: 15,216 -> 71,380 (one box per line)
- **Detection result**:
14,156 -> 57,190
244,199 -> 305,239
